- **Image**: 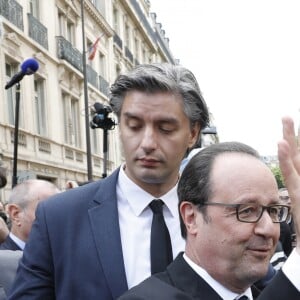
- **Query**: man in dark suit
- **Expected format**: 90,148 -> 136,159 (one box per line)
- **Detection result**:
120,119 -> 300,299
0,180 -> 60,251
7,63 -> 210,299
0,250 -> 22,300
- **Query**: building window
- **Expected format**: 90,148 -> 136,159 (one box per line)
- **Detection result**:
99,52 -> 106,77
115,64 -> 121,79
34,78 -> 47,136
5,62 -> 24,128
58,11 -> 75,44
134,37 -> 139,60
87,39 -> 94,65
91,0 -> 105,14
67,20 -> 75,44
91,129 -> 100,154
62,94 -> 81,148
29,0 -> 40,20
113,7 -> 119,34
125,22 -> 130,48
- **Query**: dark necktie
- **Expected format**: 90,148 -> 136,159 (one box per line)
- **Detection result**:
236,296 -> 249,300
149,199 -> 173,274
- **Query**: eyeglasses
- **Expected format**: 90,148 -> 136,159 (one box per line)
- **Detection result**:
199,202 -> 291,223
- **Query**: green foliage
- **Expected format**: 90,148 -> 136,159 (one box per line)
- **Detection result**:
270,166 -> 285,188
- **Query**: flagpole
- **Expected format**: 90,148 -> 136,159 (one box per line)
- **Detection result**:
80,0 -> 93,180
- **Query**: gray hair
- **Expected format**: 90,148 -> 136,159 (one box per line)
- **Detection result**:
109,63 -> 209,131
178,141 -> 260,238
8,179 -> 60,209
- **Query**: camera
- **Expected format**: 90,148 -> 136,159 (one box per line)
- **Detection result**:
90,102 -> 116,130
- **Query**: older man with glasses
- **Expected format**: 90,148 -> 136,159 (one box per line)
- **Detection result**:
120,117 -> 300,300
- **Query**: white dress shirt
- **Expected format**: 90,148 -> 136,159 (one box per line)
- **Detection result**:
183,253 -> 253,300
117,165 -> 185,288
9,232 -> 25,250
282,248 -> 300,292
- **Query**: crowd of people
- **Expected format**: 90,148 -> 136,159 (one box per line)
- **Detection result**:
0,63 -> 299,300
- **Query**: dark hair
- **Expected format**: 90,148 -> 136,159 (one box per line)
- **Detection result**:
109,63 -> 209,134
177,141 -> 260,238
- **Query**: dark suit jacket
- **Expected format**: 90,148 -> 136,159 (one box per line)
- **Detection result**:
0,250 -> 22,300
119,253 -> 300,300
0,236 -> 21,251
8,169 -> 128,300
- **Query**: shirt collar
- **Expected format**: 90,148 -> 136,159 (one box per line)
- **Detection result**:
183,253 -> 253,300
9,232 -> 25,250
118,164 -> 179,217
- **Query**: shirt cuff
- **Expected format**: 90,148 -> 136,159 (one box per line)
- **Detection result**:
282,248 -> 300,291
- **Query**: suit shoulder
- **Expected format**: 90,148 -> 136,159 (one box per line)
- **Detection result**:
257,269 -> 300,299
37,169 -> 120,218
119,275 -> 193,300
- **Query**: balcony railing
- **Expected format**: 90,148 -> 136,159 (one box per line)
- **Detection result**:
113,33 -> 123,50
130,0 -> 156,44
28,14 -> 48,49
99,75 -> 109,97
0,0 -> 23,31
56,36 -> 83,72
86,65 -> 98,89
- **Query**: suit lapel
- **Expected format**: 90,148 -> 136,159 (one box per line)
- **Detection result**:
166,253 -> 223,299
88,169 -> 128,299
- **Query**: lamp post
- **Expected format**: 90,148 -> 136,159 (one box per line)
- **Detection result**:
80,0 -> 93,181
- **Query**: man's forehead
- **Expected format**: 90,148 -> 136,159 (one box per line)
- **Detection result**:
211,152 -> 277,191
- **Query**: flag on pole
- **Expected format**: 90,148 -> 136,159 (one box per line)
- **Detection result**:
88,37 -> 100,61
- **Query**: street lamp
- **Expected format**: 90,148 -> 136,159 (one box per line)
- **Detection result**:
80,0 -> 93,181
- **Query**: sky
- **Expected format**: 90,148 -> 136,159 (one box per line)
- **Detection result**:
150,0 -> 300,155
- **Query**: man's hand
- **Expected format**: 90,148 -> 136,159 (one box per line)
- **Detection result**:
278,117 -> 300,253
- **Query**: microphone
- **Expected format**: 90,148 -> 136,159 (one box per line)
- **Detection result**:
5,58 -> 39,89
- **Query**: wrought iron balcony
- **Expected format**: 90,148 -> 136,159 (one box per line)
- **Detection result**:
130,0 -> 156,44
0,0 -> 23,31
99,75 -> 109,97
86,65 -> 98,89
56,36 -> 83,72
113,33 -> 123,50
125,46 -> 134,64
28,13 -> 48,49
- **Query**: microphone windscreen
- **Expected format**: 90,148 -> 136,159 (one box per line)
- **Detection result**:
94,102 -> 104,113
21,58 -> 39,75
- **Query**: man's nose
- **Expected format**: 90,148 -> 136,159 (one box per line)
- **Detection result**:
254,210 -> 279,238
140,127 -> 157,152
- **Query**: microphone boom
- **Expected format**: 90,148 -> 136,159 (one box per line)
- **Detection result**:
5,58 -> 39,89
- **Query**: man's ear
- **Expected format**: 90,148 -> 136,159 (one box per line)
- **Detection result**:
188,123 -> 201,149
179,201 -> 198,235
7,204 -> 22,226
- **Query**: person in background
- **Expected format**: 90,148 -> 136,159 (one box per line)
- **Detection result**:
119,118 -> 300,300
0,173 -> 9,245
0,250 -> 22,300
65,180 -> 79,190
267,187 -> 293,272
0,216 -> 8,245
279,187 -> 295,252
7,63 -> 209,300
0,180 -> 60,251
